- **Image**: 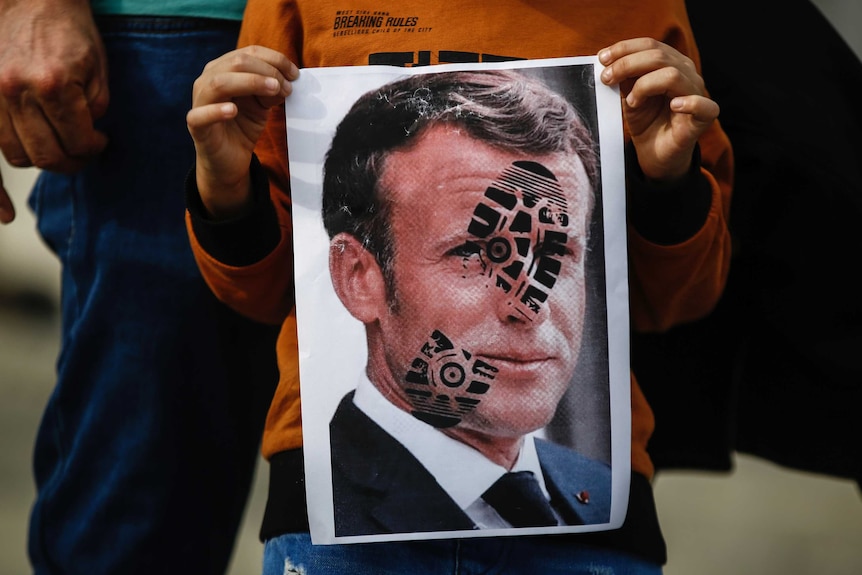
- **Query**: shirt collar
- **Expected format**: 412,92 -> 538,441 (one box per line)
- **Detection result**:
353,373 -> 550,509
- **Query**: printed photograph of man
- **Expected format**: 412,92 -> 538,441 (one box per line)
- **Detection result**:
319,68 -> 617,538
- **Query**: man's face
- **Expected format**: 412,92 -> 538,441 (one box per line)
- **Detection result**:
373,125 -> 592,439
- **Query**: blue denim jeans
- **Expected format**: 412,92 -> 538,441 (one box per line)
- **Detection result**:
263,534 -> 663,575
26,16 -> 279,575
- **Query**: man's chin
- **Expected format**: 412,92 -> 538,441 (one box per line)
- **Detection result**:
455,409 -> 556,440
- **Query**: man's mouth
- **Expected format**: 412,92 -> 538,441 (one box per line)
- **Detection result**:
478,353 -> 556,377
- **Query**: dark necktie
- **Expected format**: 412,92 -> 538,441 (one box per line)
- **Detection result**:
481,470 -> 558,527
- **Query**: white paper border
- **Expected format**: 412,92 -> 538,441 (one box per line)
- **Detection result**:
285,56 -> 630,544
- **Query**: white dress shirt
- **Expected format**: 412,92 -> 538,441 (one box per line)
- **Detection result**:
352,373 -> 561,528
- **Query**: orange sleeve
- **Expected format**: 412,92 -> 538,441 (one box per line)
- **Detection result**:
185,206 -> 295,325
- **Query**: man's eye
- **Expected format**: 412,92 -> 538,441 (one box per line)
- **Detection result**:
534,241 -> 568,258
535,232 -> 580,259
449,240 -> 483,258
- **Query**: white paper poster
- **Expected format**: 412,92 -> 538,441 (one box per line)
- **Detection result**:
285,57 -> 630,544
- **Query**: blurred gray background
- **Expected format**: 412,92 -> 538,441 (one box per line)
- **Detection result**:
1,1 -> 860,573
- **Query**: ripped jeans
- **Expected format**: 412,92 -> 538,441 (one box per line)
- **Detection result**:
263,533 -> 662,575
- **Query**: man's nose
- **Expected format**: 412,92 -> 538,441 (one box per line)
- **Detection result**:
492,276 -> 552,327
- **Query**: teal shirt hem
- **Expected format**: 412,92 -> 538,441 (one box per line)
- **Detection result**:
90,1 -> 245,21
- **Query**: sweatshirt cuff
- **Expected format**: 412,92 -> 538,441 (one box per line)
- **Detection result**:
185,154 -> 282,266
626,143 -> 713,245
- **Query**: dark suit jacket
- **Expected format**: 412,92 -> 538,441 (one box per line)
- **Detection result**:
330,391 -> 612,537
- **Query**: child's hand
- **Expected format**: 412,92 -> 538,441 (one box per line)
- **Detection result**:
186,45 -> 298,219
598,38 -> 719,184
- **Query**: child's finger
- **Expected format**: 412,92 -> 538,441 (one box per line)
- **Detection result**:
186,102 -> 237,134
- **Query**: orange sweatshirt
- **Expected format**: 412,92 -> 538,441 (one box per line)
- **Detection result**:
185,0 -> 732,560
187,0 -> 732,483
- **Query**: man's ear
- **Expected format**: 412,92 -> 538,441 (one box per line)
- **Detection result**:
329,232 -> 388,323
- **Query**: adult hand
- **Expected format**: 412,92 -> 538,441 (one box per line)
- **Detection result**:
0,170 -> 14,224
598,38 -> 719,184
0,0 -> 110,191
187,45 -> 298,219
